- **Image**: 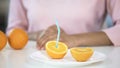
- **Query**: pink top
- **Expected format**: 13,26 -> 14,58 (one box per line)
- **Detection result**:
7,0 -> 120,46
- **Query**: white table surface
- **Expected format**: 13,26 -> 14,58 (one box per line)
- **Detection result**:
0,41 -> 120,68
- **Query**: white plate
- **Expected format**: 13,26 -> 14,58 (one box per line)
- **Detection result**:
30,50 -> 106,67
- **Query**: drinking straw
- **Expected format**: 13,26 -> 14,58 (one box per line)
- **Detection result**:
55,19 -> 60,48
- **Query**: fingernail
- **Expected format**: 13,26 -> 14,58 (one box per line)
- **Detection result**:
36,46 -> 41,50
41,47 -> 44,50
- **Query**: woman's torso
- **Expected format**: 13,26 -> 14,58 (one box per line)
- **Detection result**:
23,0 -> 106,34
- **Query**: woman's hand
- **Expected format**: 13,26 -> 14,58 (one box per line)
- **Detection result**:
36,25 -> 113,50
36,25 -> 75,50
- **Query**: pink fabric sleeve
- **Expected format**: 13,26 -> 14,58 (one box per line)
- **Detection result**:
103,0 -> 120,46
6,0 -> 28,34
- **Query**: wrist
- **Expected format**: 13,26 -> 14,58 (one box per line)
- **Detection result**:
66,34 -> 81,48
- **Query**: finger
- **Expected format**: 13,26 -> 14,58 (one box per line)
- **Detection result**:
47,25 -> 58,33
36,36 -> 44,48
36,44 -> 41,50
36,30 -> 45,40
36,42 -> 44,50
36,30 -> 48,48
40,37 -> 49,49
41,47 -> 45,50
40,34 -> 55,47
38,27 -> 62,50
38,34 -> 49,49
36,31 -> 46,48
36,39 -> 41,49
40,34 -> 57,49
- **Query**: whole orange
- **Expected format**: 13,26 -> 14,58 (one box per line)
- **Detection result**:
0,31 -> 7,50
45,41 -> 68,59
8,28 -> 28,50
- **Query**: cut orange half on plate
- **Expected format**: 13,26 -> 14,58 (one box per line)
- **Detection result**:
45,41 -> 68,59
70,48 -> 94,62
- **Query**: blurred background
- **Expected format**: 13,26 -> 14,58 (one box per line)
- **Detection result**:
0,0 -> 113,33
0,0 -> 9,33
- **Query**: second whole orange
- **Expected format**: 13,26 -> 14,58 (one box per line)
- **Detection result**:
8,28 -> 28,50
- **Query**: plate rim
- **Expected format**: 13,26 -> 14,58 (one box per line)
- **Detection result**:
29,50 -> 106,66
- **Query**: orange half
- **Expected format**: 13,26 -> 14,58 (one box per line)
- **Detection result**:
45,41 -> 68,59
70,48 -> 94,62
